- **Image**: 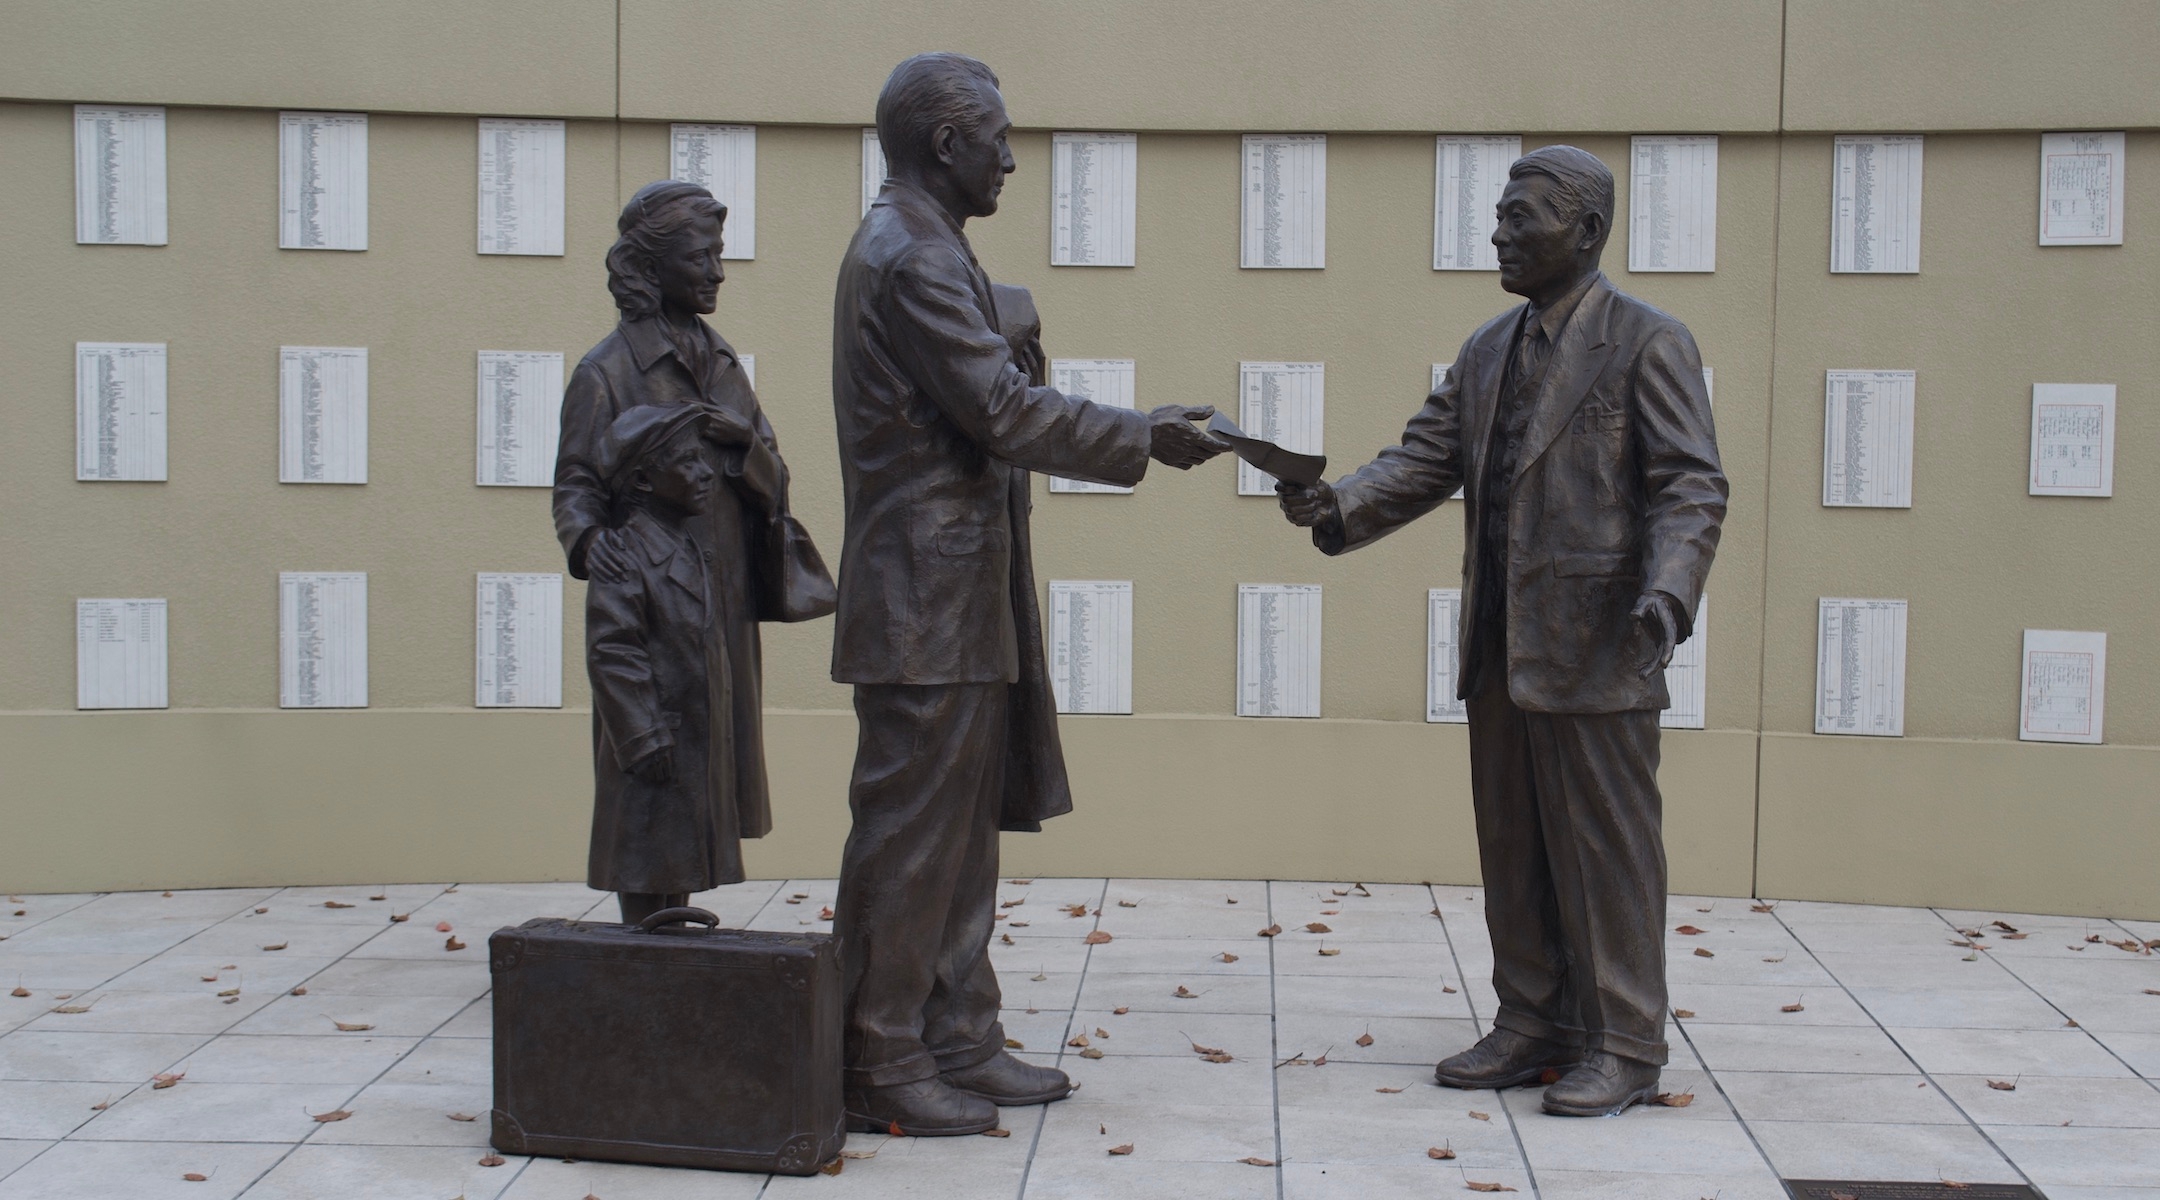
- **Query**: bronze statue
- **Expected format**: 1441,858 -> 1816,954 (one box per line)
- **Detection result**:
555,181 -> 835,926
1277,146 -> 1727,1117
827,53 -> 1226,1135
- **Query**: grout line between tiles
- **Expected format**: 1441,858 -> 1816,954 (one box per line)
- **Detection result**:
1668,1012 -> 1787,1185
1265,881 -> 1284,1200
1011,876 -> 1106,1200
1429,883 -> 1540,1200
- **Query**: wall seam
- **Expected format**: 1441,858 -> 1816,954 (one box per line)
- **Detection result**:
1749,0 -> 1794,898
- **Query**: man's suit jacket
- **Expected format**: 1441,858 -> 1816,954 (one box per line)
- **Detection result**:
830,180 -> 1152,686
1318,273 -> 1727,714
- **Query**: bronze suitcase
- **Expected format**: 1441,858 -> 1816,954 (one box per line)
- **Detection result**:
489,907 -> 845,1175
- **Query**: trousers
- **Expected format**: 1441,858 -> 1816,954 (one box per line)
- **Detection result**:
1467,671 -> 1670,1066
832,682 -> 1009,1087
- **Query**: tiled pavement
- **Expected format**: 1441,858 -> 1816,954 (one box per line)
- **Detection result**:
1,880 -> 2156,1199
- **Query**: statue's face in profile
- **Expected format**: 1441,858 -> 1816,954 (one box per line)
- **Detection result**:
656,215 -> 726,315
1492,173 -> 1588,300
945,85 -> 1015,219
640,432 -> 716,515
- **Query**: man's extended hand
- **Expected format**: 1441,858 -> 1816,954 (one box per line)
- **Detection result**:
1147,405 -> 1231,469
1276,479 -> 1342,533
1630,592 -> 1683,678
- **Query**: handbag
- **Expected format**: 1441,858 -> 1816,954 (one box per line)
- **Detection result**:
754,508 -> 838,623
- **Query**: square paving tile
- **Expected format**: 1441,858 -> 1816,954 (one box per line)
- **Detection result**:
1747,1119 -> 2023,1184
72,1080 -> 355,1142
237,1143 -> 518,1200
0,1138 -> 286,1200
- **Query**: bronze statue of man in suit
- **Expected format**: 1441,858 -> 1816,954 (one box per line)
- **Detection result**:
828,52 -> 1226,1135
1278,145 -> 1727,1117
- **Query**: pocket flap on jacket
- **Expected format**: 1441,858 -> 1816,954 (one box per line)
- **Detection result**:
1552,551 -> 1636,577
935,527 -> 1008,556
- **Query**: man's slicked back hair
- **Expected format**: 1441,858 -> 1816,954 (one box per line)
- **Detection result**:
875,53 -> 1003,175
1509,145 -> 1615,249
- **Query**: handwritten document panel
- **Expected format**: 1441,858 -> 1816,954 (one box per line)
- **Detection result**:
1238,584 -> 1322,718
1629,135 -> 1717,273
670,124 -> 755,258
1241,135 -> 1325,269
1433,135 -> 1517,271
74,106 -> 166,245
2020,629 -> 2106,745
1815,597 -> 1906,737
477,119 -> 565,256
1049,580 -> 1133,715
77,598 -> 167,710
1831,135 -> 1923,273
1660,593 -> 1708,730
861,129 -> 886,217
2039,131 -> 2125,247
1237,362 -> 1324,495
1823,370 -> 1915,509
1426,588 -> 1466,724
476,573 -> 562,708
1048,359 -> 1137,494
2029,383 -> 2115,497
475,351 -> 562,487
281,572 -> 367,709
278,112 -> 367,250
76,342 -> 167,481
279,347 -> 368,484
1052,132 -> 1138,267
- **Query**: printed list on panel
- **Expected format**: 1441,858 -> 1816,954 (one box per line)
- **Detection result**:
1048,581 -> 1133,716
281,572 -> 367,709
1629,135 -> 1717,273
2038,131 -> 2125,247
1051,133 -> 1137,267
1426,588 -> 1467,724
1815,597 -> 1906,737
476,573 -> 563,708
76,598 -> 168,710
2020,630 -> 2106,745
76,342 -> 167,482
1433,135 -> 1517,271
73,105 -> 166,246
477,351 -> 564,487
1237,362 -> 1324,495
1822,370 -> 1915,509
2029,383 -> 2115,497
278,112 -> 367,251
279,347 -> 368,484
477,119 -> 566,256
670,124 -> 756,259
1241,134 -> 1325,269
1830,135 -> 1923,274
1048,360 -> 1137,494
1238,584 -> 1322,718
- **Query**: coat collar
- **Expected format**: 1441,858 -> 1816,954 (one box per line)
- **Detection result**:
621,508 -> 709,601
873,178 -> 971,247
619,315 -> 738,376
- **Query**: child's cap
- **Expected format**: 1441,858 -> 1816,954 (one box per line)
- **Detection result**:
597,404 -> 710,486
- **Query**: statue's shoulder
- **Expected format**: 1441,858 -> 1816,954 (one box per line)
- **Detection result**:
1599,281 -> 1693,342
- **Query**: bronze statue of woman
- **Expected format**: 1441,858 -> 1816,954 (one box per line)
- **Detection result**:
554,179 -> 834,925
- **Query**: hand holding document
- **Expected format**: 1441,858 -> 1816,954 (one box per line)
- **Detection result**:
1207,412 -> 1327,486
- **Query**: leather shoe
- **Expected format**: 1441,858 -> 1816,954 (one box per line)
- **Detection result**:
943,1050 -> 1075,1106
1540,1051 -> 1661,1117
844,1078 -> 998,1136
1433,1028 -> 1583,1090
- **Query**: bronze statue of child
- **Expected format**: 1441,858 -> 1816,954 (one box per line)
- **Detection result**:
583,403 -> 744,925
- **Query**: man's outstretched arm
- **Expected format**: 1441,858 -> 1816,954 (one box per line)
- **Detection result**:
1277,358 -> 1470,554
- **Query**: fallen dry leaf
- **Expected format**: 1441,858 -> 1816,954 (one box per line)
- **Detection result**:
1990,920 -> 2019,933
818,907 -> 834,921
1008,921 -> 1029,928
1675,925 -> 1706,935
2144,988 -> 2160,996
1113,1006 -> 1130,1015
1427,1145 -> 1456,1160
1000,933 -> 1014,945
436,921 -> 454,932
819,1158 -> 843,1176
478,1154 -> 505,1167
1442,985 -> 1458,994
323,901 -> 354,909
2004,932 -> 2028,940
1107,1143 -> 1133,1156
1305,922 -> 1332,934
445,936 -> 467,952
1320,910 -> 1339,916
1313,1049 -> 1331,1066
1331,888 -> 1349,897
369,893 -> 387,902
1469,1110 -> 1490,1121
1987,1079 -> 2017,1091
162,891 -> 173,897
981,1128 -> 1011,1138
1117,900 -> 1138,908
1219,952 -> 1239,963
1693,948 -> 1715,958
1064,903 -> 1089,918
183,1172 -> 208,1182
1007,877 -> 1034,885
7,987 -> 27,998
1238,1156 -> 1275,1166
791,893 -> 808,900
1377,1086 -> 1406,1094
253,907 -> 268,914
1354,883 -> 1371,896
1356,1031 -> 1375,1047
1762,955 -> 1786,963
1317,946 -> 1341,957
1174,985 -> 1199,999
1751,903 -> 1777,913
447,1112 -> 477,1122
1465,1182 -> 1516,1193
200,975 -> 218,983
329,1019 -> 373,1032
1258,924 -> 1283,938
310,1109 -> 352,1123
262,943 -> 288,952
1005,1038 -> 1025,1049
91,1099 -> 110,1111
1697,906 -> 1713,913
1030,971 -> 1047,981
1672,1008 -> 1696,1018
2087,934 -> 2104,943
1652,1092 -> 1695,1107
51,996 -> 100,1014
1095,1027 -> 1109,1038
290,986 -> 308,996
1080,1047 -> 1104,1059
1084,931 -> 1113,945
1068,1034 -> 1091,1048
1781,1001 -> 1806,1013
216,988 -> 239,998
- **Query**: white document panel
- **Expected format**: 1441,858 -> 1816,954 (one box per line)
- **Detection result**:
2020,629 -> 2106,745
74,105 -> 167,245
1432,135 -> 1518,271
76,598 -> 168,710
476,351 -> 563,487
279,346 -> 368,484
1048,580 -> 1133,716
280,572 -> 367,708
1660,593 -> 1708,730
670,124 -> 756,259
1241,134 -> 1326,269
1051,132 -> 1138,267
279,112 -> 368,251
2028,383 -> 2115,497
861,129 -> 886,217
2039,131 -> 2125,247
737,353 -> 755,387
75,342 -> 167,481
1426,588 -> 1467,724
1048,359 -> 1137,494
1831,135 -> 1923,274
1236,361 -> 1324,495
1815,597 -> 1906,737
1431,362 -> 1467,500
1822,370 -> 1915,509
476,573 -> 563,708
1629,135 -> 1717,273
1238,584 -> 1322,718
477,119 -> 566,256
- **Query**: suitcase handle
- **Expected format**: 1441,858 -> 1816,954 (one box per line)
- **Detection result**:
635,906 -> 722,932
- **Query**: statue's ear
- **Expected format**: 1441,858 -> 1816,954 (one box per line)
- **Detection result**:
1578,209 -> 1607,253
930,122 -> 962,167
628,465 -> 657,496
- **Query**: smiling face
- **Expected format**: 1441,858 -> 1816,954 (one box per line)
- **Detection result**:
1491,173 -> 1600,301
638,431 -> 715,516
654,215 -> 726,315
941,84 -> 1015,219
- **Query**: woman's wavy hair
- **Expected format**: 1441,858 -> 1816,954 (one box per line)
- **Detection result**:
605,180 -> 728,320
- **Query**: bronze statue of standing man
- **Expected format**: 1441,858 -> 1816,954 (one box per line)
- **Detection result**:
1278,146 -> 1727,1116
827,53 -> 1226,1135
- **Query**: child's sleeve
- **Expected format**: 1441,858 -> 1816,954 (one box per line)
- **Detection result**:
586,573 -> 671,770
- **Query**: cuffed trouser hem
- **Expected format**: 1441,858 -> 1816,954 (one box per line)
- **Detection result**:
1591,1030 -> 1668,1067
1493,1007 -> 1588,1051
845,1052 -> 941,1089
932,1024 -> 1007,1074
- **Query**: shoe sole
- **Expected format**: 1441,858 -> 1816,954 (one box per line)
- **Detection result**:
845,1109 -> 1000,1137
1540,1084 -> 1659,1118
1433,1061 -> 1582,1091
946,1082 -> 1075,1107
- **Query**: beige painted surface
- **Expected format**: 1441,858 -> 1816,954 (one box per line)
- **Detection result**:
0,0 -> 618,117
1783,1 -> 2160,133
618,0 -> 1785,133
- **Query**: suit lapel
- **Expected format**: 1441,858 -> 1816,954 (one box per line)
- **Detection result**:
1461,313 -> 1518,502
1513,280 -> 1616,484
